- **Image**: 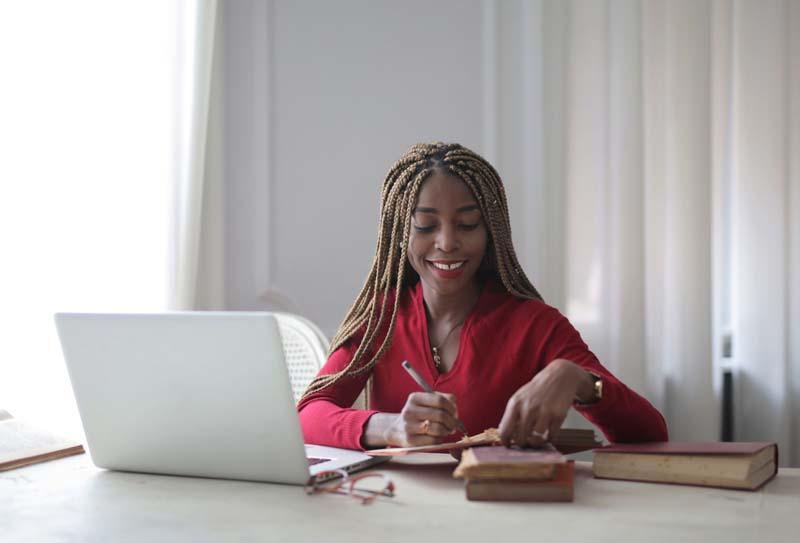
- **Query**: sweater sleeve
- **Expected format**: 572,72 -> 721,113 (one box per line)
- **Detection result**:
296,341 -> 380,450
540,312 -> 669,443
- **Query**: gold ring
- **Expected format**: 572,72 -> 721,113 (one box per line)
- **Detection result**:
421,419 -> 431,435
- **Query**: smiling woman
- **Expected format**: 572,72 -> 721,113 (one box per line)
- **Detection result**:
297,142 -> 668,451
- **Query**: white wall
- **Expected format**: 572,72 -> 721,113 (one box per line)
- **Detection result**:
220,0 -> 549,336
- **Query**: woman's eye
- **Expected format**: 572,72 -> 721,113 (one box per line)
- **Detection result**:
413,223 -> 480,233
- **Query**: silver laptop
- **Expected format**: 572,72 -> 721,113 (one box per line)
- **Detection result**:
54,312 -> 386,484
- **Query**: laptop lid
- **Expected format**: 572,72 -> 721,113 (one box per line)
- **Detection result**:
54,312 -> 339,484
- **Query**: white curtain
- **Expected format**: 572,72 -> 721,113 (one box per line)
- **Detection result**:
171,0 -> 225,311
529,0 -> 799,466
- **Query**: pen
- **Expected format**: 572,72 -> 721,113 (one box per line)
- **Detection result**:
401,360 -> 469,439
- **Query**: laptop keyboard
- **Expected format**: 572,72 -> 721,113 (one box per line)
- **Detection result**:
307,457 -> 329,467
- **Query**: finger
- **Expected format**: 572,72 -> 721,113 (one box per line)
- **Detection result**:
413,420 -> 451,437
411,392 -> 457,417
516,403 -> 539,448
513,396 -> 538,447
527,416 -> 550,448
498,398 -> 520,446
401,420 -> 439,445
408,406 -> 458,432
547,414 -> 565,445
439,393 -> 459,418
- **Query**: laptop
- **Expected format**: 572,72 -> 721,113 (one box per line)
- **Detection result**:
54,312 -> 387,484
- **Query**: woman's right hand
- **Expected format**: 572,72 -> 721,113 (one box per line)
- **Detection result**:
383,392 -> 460,447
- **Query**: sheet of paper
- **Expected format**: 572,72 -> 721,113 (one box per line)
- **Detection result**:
365,427 -> 602,457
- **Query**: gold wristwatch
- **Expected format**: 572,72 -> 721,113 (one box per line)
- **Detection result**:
575,372 -> 603,405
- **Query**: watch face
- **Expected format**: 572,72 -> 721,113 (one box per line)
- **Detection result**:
575,373 -> 602,405
586,373 -> 602,402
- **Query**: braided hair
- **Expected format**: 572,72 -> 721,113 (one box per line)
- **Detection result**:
300,142 -> 543,401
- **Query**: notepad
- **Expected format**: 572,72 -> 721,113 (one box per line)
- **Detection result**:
0,410 -> 85,471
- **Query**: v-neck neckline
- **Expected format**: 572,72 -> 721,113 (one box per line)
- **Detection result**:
415,279 -> 489,385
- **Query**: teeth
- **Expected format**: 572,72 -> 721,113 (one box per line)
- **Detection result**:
432,261 -> 465,271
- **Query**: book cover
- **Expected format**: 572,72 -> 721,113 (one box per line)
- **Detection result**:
596,441 -> 776,456
453,445 -> 564,480
593,441 -> 778,490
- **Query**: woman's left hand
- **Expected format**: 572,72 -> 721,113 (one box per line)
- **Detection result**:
498,358 -> 592,448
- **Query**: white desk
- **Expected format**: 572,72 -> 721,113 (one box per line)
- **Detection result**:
2,453 -> 798,542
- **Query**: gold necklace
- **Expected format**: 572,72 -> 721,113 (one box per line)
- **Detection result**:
431,321 -> 464,371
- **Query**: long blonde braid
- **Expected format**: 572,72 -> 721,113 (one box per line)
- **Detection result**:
299,143 -> 543,401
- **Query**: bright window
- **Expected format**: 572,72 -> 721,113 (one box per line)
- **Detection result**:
0,1 -> 182,438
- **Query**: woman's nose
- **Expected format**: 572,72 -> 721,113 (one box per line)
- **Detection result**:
435,224 -> 460,252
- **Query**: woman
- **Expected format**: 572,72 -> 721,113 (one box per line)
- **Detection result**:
298,142 -> 668,450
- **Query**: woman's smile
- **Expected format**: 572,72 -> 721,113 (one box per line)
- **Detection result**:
427,259 -> 468,278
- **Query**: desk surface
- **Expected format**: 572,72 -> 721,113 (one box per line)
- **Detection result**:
2,453 -> 799,543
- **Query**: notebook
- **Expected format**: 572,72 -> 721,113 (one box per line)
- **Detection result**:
0,410 -> 84,472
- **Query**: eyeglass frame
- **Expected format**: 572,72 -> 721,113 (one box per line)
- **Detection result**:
305,469 -> 395,505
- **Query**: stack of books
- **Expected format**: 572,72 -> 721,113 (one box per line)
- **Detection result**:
593,441 -> 778,490
453,445 -> 574,502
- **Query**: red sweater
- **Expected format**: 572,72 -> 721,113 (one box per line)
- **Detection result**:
298,279 -> 668,450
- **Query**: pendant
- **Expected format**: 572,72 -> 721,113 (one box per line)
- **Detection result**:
432,347 -> 442,370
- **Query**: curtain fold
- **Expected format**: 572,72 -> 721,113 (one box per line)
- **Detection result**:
536,0 -> 798,464
171,0 -> 224,311
727,0 -> 797,465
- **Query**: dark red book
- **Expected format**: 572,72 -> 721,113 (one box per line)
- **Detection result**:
593,441 -> 778,490
453,445 -> 565,480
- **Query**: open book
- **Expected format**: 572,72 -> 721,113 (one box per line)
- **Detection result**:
0,410 -> 85,471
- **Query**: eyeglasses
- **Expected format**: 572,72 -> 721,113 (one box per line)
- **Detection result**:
305,469 -> 395,505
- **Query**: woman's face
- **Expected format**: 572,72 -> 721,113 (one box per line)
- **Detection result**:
407,173 -> 488,296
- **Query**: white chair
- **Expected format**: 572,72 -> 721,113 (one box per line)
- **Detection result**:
274,313 -> 329,403
274,312 -> 366,409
